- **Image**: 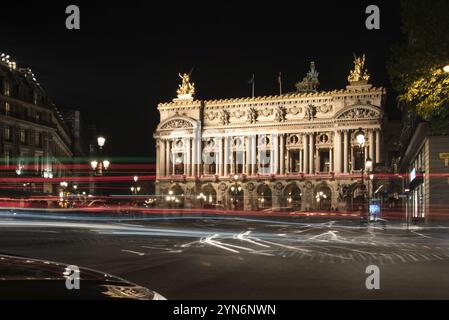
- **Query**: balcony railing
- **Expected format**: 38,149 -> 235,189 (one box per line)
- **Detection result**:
0,108 -> 56,129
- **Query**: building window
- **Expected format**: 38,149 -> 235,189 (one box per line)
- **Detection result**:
232,151 -> 244,174
3,81 -> 10,96
20,129 -> 27,144
4,126 -> 11,141
204,152 -> 216,175
35,132 -> 42,147
319,149 -> 330,173
33,91 -> 40,105
289,150 -> 301,173
4,151 -> 10,167
173,152 -> 184,175
353,146 -> 364,170
5,102 -> 11,115
35,155 -> 43,172
258,150 -> 271,174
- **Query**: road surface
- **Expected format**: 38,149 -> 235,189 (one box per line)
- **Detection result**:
1,210 -> 449,299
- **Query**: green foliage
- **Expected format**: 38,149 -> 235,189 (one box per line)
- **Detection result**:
388,0 -> 449,132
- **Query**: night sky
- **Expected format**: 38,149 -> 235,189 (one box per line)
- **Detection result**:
1,0 -> 403,159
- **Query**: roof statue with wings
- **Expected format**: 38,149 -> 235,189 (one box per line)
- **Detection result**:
176,72 -> 195,100
348,54 -> 370,84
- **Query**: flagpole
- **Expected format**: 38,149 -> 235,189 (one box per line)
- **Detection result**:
278,72 -> 282,96
252,74 -> 255,98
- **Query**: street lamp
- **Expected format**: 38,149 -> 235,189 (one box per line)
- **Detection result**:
131,176 -> 141,195
197,192 -> 207,208
166,190 -> 177,207
90,160 -> 110,175
230,175 -> 242,209
355,128 -> 370,220
443,65 -> 449,73
97,136 -> 106,149
90,136 -> 110,176
316,191 -> 328,210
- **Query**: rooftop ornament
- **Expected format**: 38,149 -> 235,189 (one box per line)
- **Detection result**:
295,61 -> 320,93
176,72 -> 195,100
348,54 -> 370,84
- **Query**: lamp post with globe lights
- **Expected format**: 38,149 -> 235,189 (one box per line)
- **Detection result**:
130,176 -> 141,194
230,175 -> 242,210
89,136 -> 110,196
355,128 -> 374,221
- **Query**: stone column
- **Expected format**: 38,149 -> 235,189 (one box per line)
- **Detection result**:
245,136 -> 251,175
156,139 -> 161,178
375,129 -> 381,164
251,135 -> 257,175
308,134 -> 314,174
165,140 -> 170,176
160,139 -> 165,177
224,136 -> 229,176
334,131 -> 341,174
186,138 -> 191,176
218,138 -> 224,176
299,149 -> 303,173
329,148 -> 333,172
350,146 -> 354,172
196,136 -> 202,177
192,135 -> 198,177
369,129 -> 374,162
279,134 -> 285,175
303,134 -> 309,174
215,144 -> 220,176
343,130 -> 349,173
273,134 -> 279,175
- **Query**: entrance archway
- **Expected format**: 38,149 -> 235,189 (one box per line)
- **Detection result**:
201,184 -> 217,207
167,184 -> 185,207
282,184 -> 302,209
315,184 -> 332,211
350,183 -> 366,212
256,184 -> 272,210
228,182 -> 244,210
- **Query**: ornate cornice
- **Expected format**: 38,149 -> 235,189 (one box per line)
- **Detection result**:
157,87 -> 385,109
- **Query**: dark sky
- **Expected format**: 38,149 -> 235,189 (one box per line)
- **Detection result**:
1,0 -> 403,158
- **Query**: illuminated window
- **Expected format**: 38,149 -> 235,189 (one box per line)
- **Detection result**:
5,102 -> 10,115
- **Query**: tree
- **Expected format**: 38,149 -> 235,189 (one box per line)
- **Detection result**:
388,0 -> 449,134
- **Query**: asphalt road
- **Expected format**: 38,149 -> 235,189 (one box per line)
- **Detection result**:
1,210 -> 449,299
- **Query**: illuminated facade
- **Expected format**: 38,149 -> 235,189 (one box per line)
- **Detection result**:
154,57 -> 386,211
0,52 -> 73,194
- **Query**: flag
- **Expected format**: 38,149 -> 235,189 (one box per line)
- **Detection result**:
248,74 -> 255,97
278,72 -> 282,95
248,74 -> 255,85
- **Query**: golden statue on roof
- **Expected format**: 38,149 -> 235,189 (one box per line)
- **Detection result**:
176,73 -> 195,99
348,54 -> 370,84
